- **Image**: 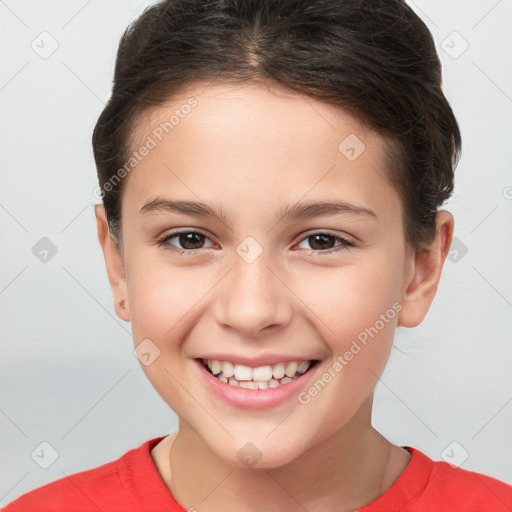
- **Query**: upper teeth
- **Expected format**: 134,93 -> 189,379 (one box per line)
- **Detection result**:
205,359 -> 311,382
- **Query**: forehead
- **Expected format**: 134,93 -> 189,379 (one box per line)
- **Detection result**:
123,81 -> 400,228
133,80 -> 383,154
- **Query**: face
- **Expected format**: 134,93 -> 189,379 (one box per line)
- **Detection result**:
112,81 -> 417,468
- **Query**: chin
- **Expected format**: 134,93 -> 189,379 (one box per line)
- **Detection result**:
209,435 -> 306,470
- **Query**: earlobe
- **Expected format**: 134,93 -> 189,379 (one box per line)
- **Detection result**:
398,211 -> 454,327
95,205 -> 131,322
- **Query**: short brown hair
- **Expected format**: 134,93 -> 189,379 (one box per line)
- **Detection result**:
92,0 -> 461,251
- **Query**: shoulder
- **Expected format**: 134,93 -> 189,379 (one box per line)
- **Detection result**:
1,437 -> 170,512
2,458 -> 120,512
406,447 -> 512,511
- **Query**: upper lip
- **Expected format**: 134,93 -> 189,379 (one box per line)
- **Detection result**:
196,353 -> 318,367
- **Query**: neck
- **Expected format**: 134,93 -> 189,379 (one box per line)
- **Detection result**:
156,397 -> 410,512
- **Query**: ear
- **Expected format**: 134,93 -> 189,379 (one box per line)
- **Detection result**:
95,205 -> 130,322
398,210 -> 454,327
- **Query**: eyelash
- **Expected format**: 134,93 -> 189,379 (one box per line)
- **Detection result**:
156,229 -> 355,256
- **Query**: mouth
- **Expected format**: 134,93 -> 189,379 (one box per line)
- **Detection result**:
199,358 -> 319,389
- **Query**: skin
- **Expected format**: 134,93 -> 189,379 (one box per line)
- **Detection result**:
96,81 -> 454,511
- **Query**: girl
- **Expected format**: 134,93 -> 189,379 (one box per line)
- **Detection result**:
4,0 -> 512,510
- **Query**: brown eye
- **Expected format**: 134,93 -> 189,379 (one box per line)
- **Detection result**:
158,230 -> 215,253
297,232 -> 355,255
306,234 -> 337,251
175,232 -> 206,250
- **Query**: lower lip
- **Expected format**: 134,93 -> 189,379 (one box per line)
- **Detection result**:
194,359 -> 320,409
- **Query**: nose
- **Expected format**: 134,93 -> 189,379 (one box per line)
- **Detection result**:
212,250 -> 293,338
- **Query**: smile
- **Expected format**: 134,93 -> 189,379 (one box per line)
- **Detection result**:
201,358 -> 317,389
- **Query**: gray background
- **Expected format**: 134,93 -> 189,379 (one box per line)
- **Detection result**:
1,0 -> 511,505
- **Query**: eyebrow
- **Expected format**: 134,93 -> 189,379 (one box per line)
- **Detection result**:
276,201 -> 378,222
140,198 -> 229,224
140,197 -> 378,226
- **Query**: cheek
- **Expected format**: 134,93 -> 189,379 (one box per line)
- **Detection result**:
295,263 -> 401,433
125,261 -> 198,412
292,253 -> 404,352
126,257 -> 201,344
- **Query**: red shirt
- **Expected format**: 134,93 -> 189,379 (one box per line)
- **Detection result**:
3,436 -> 512,511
